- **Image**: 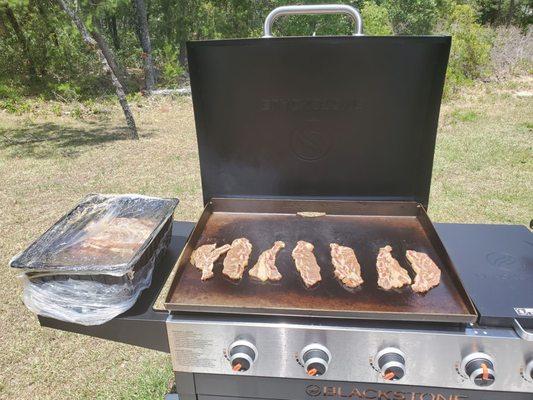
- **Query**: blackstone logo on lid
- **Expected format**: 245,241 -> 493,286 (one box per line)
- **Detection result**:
261,98 -> 358,113
291,128 -> 332,162
304,385 -> 469,400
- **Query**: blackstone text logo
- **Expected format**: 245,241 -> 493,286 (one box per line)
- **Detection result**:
304,385 -> 468,400
261,98 -> 358,112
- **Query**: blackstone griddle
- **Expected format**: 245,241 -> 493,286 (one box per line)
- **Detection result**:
162,4 -> 476,325
35,5 -> 533,399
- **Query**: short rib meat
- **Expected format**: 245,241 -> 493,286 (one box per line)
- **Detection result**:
223,238 -> 253,280
330,243 -> 364,288
406,250 -> 441,293
191,243 -> 231,281
249,241 -> 285,282
376,245 -> 411,290
292,241 -> 321,288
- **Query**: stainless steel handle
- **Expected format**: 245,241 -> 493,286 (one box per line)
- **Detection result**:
513,319 -> 533,341
263,4 -> 363,38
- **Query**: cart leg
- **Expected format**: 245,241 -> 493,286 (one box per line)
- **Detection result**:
170,372 -> 198,399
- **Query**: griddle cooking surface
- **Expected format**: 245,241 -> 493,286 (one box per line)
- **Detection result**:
165,199 -> 476,323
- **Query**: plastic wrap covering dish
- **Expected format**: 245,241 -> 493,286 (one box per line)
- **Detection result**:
10,194 -> 178,325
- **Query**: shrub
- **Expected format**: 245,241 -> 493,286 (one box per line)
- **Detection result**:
361,1 -> 393,36
0,82 -> 31,114
490,25 -> 533,78
442,4 -> 493,94
384,0 -> 439,35
52,82 -> 82,102
474,0 -> 532,29
154,42 -> 185,87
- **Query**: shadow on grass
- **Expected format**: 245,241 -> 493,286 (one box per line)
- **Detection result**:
0,121 -> 143,158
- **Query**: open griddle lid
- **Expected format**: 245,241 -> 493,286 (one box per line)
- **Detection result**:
187,36 -> 451,208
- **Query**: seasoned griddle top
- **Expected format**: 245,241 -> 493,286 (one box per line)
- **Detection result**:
164,199 -> 476,323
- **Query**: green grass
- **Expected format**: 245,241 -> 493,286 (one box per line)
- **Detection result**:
93,362 -> 173,400
450,109 -> 479,122
0,95 -> 202,400
430,79 -> 532,224
0,76 -> 532,399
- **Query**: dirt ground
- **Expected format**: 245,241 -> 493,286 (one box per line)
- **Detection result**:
0,77 -> 531,399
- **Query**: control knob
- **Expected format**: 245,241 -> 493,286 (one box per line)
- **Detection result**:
461,352 -> 495,386
376,348 -> 406,381
300,344 -> 331,376
228,340 -> 257,372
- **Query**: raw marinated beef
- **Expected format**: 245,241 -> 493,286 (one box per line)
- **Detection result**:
223,238 -> 253,280
191,243 -> 231,281
330,243 -> 364,288
292,241 -> 321,288
74,217 -> 156,259
406,250 -> 441,293
249,241 -> 285,282
376,245 -> 411,290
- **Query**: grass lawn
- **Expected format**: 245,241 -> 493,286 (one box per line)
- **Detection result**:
0,76 -> 531,399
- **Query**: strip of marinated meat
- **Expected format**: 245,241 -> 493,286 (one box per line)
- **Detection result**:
406,250 -> 441,293
292,241 -> 322,288
249,241 -> 285,282
223,238 -> 253,280
191,243 -> 231,281
376,245 -> 411,290
78,217 -> 156,256
330,243 -> 364,288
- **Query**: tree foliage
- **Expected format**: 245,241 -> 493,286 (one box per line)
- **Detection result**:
361,1 -> 393,35
0,0 -> 530,100
473,0 -> 532,28
385,0 -> 439,34
444,3 -> 493,91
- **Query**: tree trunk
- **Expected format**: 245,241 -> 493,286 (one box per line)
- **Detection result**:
133,0 -> 156,92
92,30 -> 129,90
178,39 -> 187,67
506,0 -> 515,26
56,0 -> 139,140
90,15 -> 129,90
108,14 -> 120,49
31,0 -> 58,77
0,11 -> 7,37
2,4 -> 38,81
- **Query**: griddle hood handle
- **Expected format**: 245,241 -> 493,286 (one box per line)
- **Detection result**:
263,4 -> 363,38
513,318 -> 533,341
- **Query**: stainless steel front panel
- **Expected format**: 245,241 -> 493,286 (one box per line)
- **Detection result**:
167,316 -> 533,394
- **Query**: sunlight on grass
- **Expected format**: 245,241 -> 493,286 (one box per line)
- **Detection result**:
93,362 -> 173,400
